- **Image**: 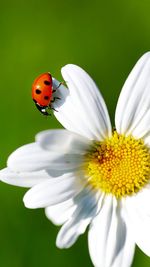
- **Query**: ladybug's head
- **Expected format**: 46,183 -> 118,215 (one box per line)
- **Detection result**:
33,99 -> 50,116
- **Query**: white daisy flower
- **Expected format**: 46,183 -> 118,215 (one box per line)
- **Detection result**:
1,52 -> 150,267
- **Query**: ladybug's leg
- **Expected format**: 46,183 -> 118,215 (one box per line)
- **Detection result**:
51,107 -> 58,112
50,95 -> 61,113
49,104 -> 58,112
52,82 -> 64,93
56,82 -> 64,89
51,97 -> 61,102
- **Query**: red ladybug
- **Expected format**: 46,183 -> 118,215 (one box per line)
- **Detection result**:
32,72 -> 59,115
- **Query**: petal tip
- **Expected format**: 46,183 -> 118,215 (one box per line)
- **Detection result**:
23,192 -> 35,209
61,64 -> 82,76
56,236 -> 68,249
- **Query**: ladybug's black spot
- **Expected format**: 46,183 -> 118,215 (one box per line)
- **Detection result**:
44,80 -> 51,85
36,89 -> 41,94
44,96 -> 50,100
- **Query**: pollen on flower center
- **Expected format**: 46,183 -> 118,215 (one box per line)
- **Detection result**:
85,131 -> 150,198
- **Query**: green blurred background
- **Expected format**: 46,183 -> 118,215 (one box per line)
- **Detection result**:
0,0 -> 150,266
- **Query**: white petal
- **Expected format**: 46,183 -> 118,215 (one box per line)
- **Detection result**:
115,52 -> 150,139
56,188 -> 101,248
53,64 -> 112,140
7,143 -> 84,172
46,169 -> 77,177
23,172 -> 84,208
36,129 -> 91,153
125,188 -> 150,256
88,196 -> 135,267
126,187 -> 150,216
144,135 -> 150,147
0,168 -> 50,187
45,199 -> 76,226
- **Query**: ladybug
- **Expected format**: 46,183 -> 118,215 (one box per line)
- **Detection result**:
32,72 -> 59,115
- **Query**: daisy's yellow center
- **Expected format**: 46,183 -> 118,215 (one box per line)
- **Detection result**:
85,131 -> 150,198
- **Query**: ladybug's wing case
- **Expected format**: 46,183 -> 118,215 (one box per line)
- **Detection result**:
32,73 -> 53,107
